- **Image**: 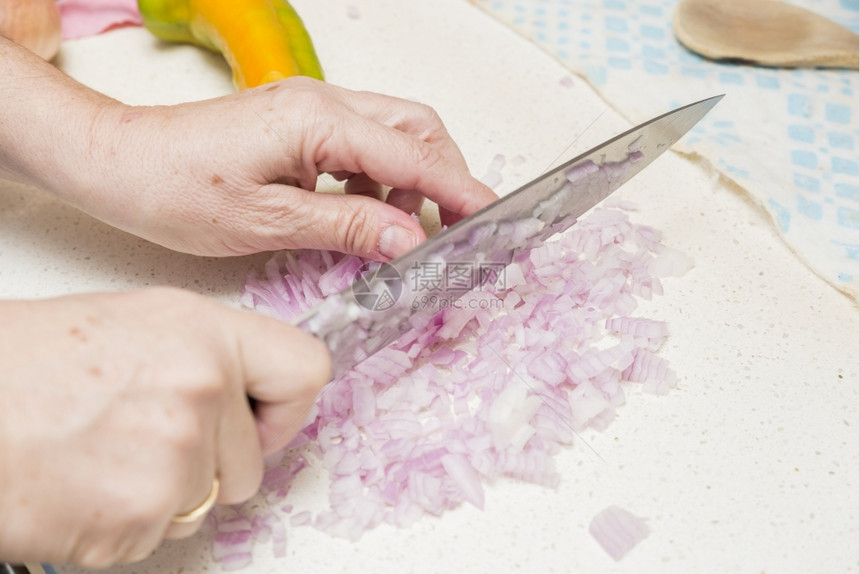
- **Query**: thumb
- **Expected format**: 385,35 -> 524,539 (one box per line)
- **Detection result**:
266,184 -> 428,260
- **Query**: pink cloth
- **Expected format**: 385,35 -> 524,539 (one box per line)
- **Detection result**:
57,0 -> 142,40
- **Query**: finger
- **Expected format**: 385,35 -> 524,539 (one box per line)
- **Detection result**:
120,535 -> 161,564
96,520 -> 163,566
341,90 -> 470,166
163,473 -> 219,540
340,90 -> 498,220
162,506 -> 207,540
72,488 -> 172,566
386,188 -> 425,217
123,507 -> 171,558
226,308 -> 332,455
254,184 -> 427,260
213,381 -> 265,505
314,116 -> 498,221
438,204 -> 462,228
122,549 -> 154,564
163,517 -> 205,541
344,172 -> 383,201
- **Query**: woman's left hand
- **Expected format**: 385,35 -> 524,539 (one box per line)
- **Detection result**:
63,77 -> 498,260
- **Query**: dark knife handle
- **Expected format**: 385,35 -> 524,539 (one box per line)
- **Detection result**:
1,564 -> 53,574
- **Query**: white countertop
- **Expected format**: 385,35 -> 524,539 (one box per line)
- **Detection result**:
2,1 -> 857,573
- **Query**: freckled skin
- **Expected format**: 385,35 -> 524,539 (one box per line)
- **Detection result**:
0,289 -> 331,566
69,326 -> 87,342
121,111 -> 142,123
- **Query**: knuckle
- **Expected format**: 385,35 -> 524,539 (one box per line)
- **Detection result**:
283,80 -> 332,122
129,287 -> 214,329
413,101 -> 442,126
407,102 -> 449,143
112,478 -> 174,527
289,86 -> 323,115
284,75 -> 321,91
335,206 -> 377,255
183,366 -> 226,402
412,139 -> 443,170
162,411 -> 208,455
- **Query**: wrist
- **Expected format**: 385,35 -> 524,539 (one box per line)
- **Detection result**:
0,36 -> 125,201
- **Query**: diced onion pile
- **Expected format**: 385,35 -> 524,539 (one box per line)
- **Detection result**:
217,202 -> 692,567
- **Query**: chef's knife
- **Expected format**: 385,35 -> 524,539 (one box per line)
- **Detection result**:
297,95 -> 723,378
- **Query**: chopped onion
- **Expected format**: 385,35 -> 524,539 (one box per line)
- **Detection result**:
589,505 -> 649,561
290,510 -> 312,527
233,204 -> 690,562
219,552 -> 253,571
648,246 -> 695,277
440,453 -> 485,510
479,154 -> 506,189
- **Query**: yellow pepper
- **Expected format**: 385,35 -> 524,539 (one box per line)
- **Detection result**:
137,0 -> 324,89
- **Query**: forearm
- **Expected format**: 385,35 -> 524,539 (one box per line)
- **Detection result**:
0,35 -> 120,198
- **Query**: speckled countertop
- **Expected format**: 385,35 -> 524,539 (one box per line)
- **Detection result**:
2,1 -> 857,573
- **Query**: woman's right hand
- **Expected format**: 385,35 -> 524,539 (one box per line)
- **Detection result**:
0,287 -> 330,567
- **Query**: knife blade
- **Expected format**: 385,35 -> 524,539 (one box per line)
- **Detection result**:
297,94 -> 723,378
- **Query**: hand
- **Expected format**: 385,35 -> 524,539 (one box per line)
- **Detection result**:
0,288 -> 330,567
63,77 -> 498,259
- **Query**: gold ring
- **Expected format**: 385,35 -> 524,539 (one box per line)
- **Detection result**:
172,477 -> 220,523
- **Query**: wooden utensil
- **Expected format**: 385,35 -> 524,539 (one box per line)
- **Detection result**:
673,0 -> 859,69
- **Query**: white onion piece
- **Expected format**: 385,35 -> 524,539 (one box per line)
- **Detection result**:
233,205 -> 690,562
487,385 -> 543,452
589,505 -> 649,561
440,453 -> 485,510
212,526 -> 254,569
648,246 -> 695,277
479,153 -> 506,188
219,553 -> 253,571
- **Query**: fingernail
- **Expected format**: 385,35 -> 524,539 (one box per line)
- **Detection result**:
378,226 -> 418,259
